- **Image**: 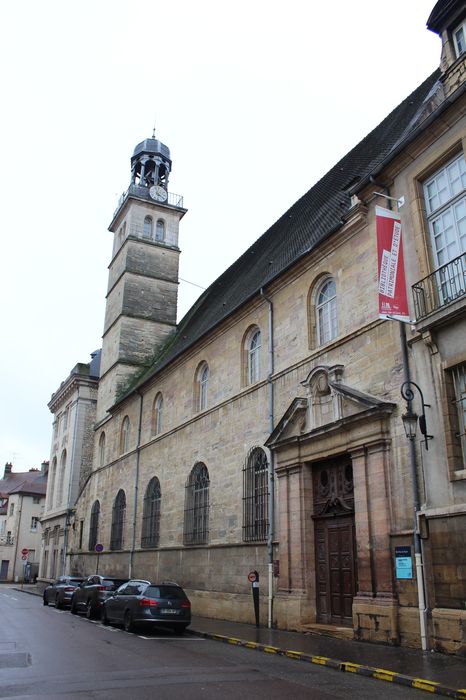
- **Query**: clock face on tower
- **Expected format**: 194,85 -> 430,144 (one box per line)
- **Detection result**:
149,185 -> 168,203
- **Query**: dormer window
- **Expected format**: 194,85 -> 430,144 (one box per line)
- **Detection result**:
452,19 -> 466,58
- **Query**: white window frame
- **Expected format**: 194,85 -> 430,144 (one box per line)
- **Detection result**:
423,153 -> 466,269
316,278 -> 338,346
247,329 -> 262,384
452,19 -> 466,58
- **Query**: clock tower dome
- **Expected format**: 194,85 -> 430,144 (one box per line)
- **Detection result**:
97,134 -> 186,421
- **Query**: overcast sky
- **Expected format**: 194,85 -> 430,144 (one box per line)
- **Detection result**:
0,1 -> 440,471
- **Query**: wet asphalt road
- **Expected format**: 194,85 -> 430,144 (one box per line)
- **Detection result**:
0,586 -> 426,699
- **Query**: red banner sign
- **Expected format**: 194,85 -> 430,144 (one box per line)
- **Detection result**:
376,206 -> 410,322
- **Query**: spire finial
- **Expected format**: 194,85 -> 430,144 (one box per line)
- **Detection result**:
152,120 -> 156,139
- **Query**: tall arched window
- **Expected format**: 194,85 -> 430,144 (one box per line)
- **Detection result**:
88,500 -> 100,551
243,447 -> 269,542
196,363 -> 209,412
247,328 -> 262,384
155,219 -> 165,241
316,278 -> 338,345
110,489 -> 126,550
152,393 -> 164,435
55,450 -> 66,508
47,457 -> 57,509
143,215 -> 153,239
99,432 -> 106,467
120,416 -> 130,454
141,477 -> 161,548
184,463 -> 210,545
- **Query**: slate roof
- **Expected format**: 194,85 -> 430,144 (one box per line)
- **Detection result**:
119,69 -> 444,402
0,470 -> 47,498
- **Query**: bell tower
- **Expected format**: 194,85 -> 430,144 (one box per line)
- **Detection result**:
97,134 -> 186,421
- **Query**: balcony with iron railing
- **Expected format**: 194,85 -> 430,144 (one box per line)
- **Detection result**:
0,535 -> 14,546
113,184 -> 184,217
412,252 -> 466,323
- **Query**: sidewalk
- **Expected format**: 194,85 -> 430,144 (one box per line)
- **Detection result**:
14,584 -> 466,698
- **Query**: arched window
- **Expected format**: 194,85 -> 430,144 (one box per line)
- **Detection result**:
247,328 -> 262,384
141,477 -> 161,548
316,278 -> 338,345
155,219 -> 165,241
152,393 -> 164,435
55,450 -> 66,508
47,457 -> 57,509
99,432 -> 106,467
184,463 -> 210,545
143,215 -> 153,239
88,500 -> 100,551
110,489 -> 126,550
120,416 -> 130,454
196,363 -> 209,412
243,447 -> 269,542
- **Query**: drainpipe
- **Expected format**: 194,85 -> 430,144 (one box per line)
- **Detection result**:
129,390 -> 144,578
376,181 -> 428,651
260,287 -> 275,629
399,323 -> 428,651
12,494 -> 24,582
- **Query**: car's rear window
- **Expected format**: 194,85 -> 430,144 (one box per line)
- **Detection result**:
102,579 -> 127,590
145,585 -> 186,599
68,579 -> 83,585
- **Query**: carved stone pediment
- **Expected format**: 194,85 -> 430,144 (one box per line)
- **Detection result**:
267,365 -> 395,448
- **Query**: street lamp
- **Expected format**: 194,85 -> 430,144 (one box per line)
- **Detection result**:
400,381 -> 433,450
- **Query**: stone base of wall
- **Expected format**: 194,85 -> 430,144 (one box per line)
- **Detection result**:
353,596 -> 400,646
431,608 -> 466,656
274,591 -> 315,631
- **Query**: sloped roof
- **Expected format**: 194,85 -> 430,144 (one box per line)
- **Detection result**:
119,70 -> 443,401
0,470 -> 47,498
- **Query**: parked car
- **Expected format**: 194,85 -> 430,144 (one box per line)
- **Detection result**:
101,579 -> 191,633
43,576 -> 85,609
70,575 -> 128,619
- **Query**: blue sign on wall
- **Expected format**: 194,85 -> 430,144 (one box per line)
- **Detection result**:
395,545 -> 413,579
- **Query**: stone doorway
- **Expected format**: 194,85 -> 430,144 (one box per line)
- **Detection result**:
312,458 -> 357,626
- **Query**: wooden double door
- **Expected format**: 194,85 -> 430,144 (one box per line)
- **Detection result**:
313,459 -> 357,626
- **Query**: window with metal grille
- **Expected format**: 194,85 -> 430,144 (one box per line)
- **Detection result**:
243,447 -> 269,542
141,477 -> 161,548
452,364 -> 466,467
110,490 -> 126,550
88,500 -> 100,551
184,463 -> 209,545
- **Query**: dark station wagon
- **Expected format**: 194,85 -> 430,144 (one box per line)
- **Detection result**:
101,579 -> 191,633
70,575 -> 129,619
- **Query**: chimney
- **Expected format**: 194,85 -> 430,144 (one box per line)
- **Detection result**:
41,460 -> 49,474
3,462 -> 12,477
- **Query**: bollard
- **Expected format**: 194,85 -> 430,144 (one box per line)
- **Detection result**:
248,570 -> 260,627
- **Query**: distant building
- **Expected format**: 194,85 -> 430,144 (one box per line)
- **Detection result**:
39,352 -> 100,580
0,462 -> 48,581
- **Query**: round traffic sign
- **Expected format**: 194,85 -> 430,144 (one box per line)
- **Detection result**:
21,548 -> 28,556
247,571 -> 257,583
21,555 -> 28,561
95,543 -> 104,553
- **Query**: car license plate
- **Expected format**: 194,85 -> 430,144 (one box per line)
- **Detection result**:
161,608 -> 179,614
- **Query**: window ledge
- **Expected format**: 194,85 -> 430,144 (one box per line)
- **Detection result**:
451,468 -> 466,481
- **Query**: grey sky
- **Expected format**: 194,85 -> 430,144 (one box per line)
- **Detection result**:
0,1 -> 440,470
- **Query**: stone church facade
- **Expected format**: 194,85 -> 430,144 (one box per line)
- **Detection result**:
59,0 -> 465,653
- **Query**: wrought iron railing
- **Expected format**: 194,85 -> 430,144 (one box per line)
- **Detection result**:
114,185 -> 184,215
412,252 -> 466,321
0,535 -> 14,546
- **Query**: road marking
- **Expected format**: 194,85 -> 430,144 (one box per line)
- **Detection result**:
137,636 -> 206,641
